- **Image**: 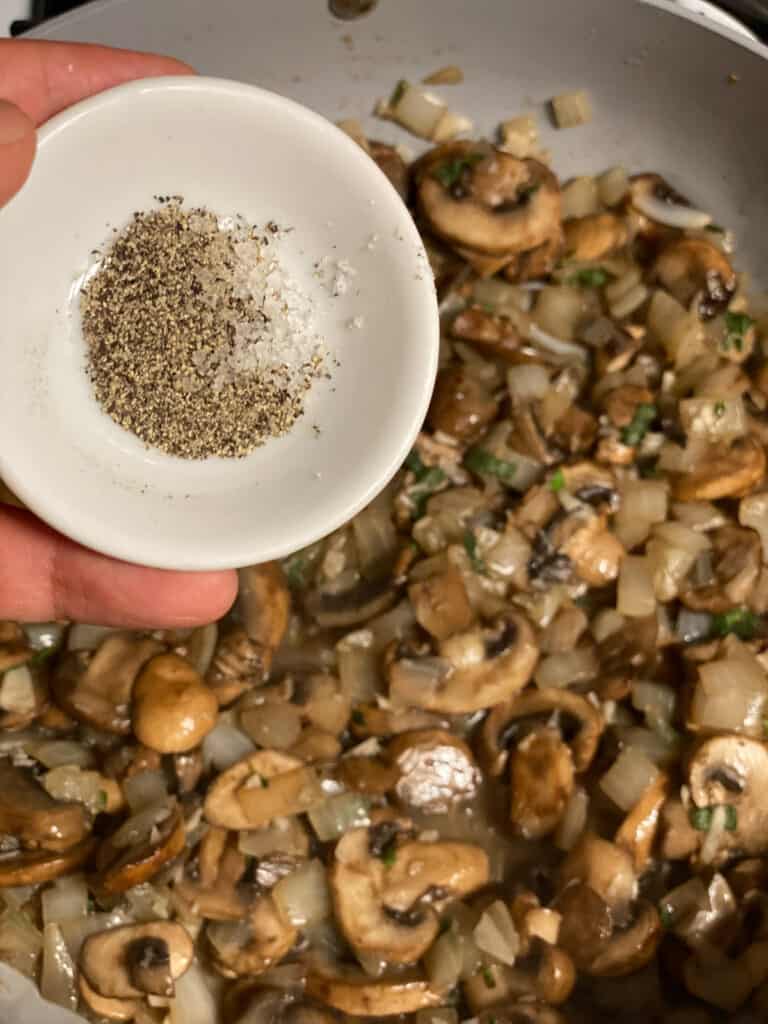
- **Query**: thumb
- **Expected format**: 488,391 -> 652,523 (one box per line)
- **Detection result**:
0,99 -> 36,208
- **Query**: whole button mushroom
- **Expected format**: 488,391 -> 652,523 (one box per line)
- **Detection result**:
132,654 -> 218,754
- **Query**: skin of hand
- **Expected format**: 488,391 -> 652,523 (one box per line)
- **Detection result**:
0,40 -> 238,627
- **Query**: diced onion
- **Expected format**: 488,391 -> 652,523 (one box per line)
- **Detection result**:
111,804 -> 171,850
605,267 -> 642,306
739,492 -> 768,561
383,81 -> 446,139
498,114 -> 539,158
579,316 -> 615,348
424,929 -> 464,992
240,701 -> 302,750
367,600 -> 417,650
237,821 -> 306,858
273,860 -> 331,927
169,963 -> 218,1024
336,630 -> 381,700
472,277 -> 529,314
692,657 -> 768,736
123,770 -> 168,813
614,480 -> 668,549
40,923 -> 77,1011
633,191 -> 711,229
600,746 -> 659,811
485,527 -> 531,581
673,501 -> 726,533
556,787 -> 588,852
590,608 -> 626,644
632,681 -> 676,723
41,876 -> 88,928
676,608 -> 713,644
616,726 -> 680,768
647,290 -> 704,367
202,719 -> 255,771
473,900 -> 520,966
598,166 -> 629,206
0,665 -> 36,714
507,364 -> 550,403
432,109 -> 474,142
534,286 -> 585,341
528,322 -> 589,365
22,622 -> 64,652
41,766 -> 113,817
307,792 -> 371,842
561,176 -> 599,219
679,396 -> 747,443
535,647 -> 598,689
617,556 -> 656,618
29,740 -> 93,770
525,908 -> 562,945
609,283 -> 648,320
550,90 -> 593,129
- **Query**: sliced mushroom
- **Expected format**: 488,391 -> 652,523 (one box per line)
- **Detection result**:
349,703 -> 448,738
427,365 -> 499,442
559,835 -> 637,920
207,626 -> 271,706
207,895 -> 297,977
306,576 -> 397,629
679,525 -> 760,612
463,946 -> 575,1013
306,965 -> 441,1016
615,771 -> 669,871
52,634 -> 162,734
586,900 -> 662,977
388,612 -> 538,713
547,508 -> 625,587
239,562 -> 290,656
653,237 -> 735,319
331,825 -> 488,963
0,761 -> 88,851
408,565 -> 474,640
672,436 -> 766,501
80,922 -> 193,1000
416,143 -> 561,259
481,688 -> 604,778
176,829 -> 251,921
0,836 -> 95,887
450,305 -> 523,362
509,728 -> 574,840
564,213 -> 628,261
94,804 -> 186,894
506,227 -> 565,283
687,734 -> 768,856
131,653 -> 218,753
204,750 -> 333,830
78,975 -> 141,1022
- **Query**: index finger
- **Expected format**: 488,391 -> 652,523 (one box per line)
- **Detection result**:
0,39 -> 194,127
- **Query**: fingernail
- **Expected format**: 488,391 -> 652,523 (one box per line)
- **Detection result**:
0,100 -> 32,145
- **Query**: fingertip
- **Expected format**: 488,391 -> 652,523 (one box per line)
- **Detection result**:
0,99 -> 36,207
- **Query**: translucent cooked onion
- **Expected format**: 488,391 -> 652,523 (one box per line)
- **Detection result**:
609,282 -> 648,320
590,608 -> 625,644
273,859 -> 331,927
59,909 -> 129,963
41,877 -> 88,928
672,501 -> 726,532
29,740 -> 94,770
473,900 -> 520,966
633,191 -> 711,229
507,364 -> 550,402
336,630 -> 380,700
22,622 -> 64,652
679,396 -> 748,443
485,527 -> 531,581
615,480 -> 668,550
535,647 -> 598,689
534,286 -> 586,341
169,963 -> 219,1024
646,523 -> 710,602
692,656 -> 768,736
41,766 -> 111,817
528,321 -> 589,365
617,555 -> 656,618
472,277 -> 529,314
424,928 -> 464,992
307,792 -> 371,842
561,176 -> 599,219
598,166 -> 629,206
600,746 -> 659,811
617,726 -> 680,768
384,81 -> 446,139
123,769 -> 168,813
676,608 -> 713,644
111,804 -> 171,850
185,623 -> 218,677
632,681 -> 676,724
352,495 -> 398,574
240,700 -> 302,750
202,719 -> 255,771
0,665 -> 36,715
40,923 -> 77,1012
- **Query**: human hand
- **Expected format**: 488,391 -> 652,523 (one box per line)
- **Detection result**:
0,40 -> 238,627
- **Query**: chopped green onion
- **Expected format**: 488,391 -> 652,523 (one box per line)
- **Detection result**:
481,966 -> 496,989
567,267 -> 610,288
621,403 -> 657,447
405,448 -> 428,476
284,554 -> 309,590
659,904 -> 675,929
97,790 -> 108,811
463,531 -> 485,574
723,311 -> 755,352
434,153 -> 484,189
390,79 -> 407,106
549,467 -> 566,493
689,804 -> 737,831
710,607 -> 761,641
714,400 -> 726,418
380,840 -> 398,868
258,774 -> 270,789
464,447 -> 517,483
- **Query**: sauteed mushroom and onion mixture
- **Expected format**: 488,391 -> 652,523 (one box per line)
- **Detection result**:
3,110 -> 768,1024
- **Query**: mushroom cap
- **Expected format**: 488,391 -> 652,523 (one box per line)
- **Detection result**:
305,965 -> 441,1016
80,921 -> 194,999
389,728 -> 480,812
132,653 -> 218,753
0,760 -> 89,852
653,237 -> 735,317
510,728 -> 575,840
95,804 -> 186,894
672,436 -> 766,502
0,836 -> 95,887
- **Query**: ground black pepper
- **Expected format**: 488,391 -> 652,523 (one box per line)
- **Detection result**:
80,199 -> 326,459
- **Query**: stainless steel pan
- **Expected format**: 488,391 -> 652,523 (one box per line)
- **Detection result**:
4,1 -> 768,1021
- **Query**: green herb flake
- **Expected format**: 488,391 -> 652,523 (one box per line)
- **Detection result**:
705,223 -> 725,233
380,840 -> 398,868
711,607 -> 761,641
481,966 -> 496,990
411,466 -> 447,518
549,467 -> 566,493
351,709 -> 366,726
714,400 -> 726,418
620,403 -> 657,447
689,804 -> 738,831
463,531 -> 485,574
405,448 -> 428,477
464,447 -> 517,484
390,79 -> 407,106
97,790 -> 108,811
659,904 -> 675,929
30,646 -> 57,667
639,460 -> 661,479
434,153 -> 484,190
284,554 -> 309,591
567,266 -> 610,288
258,774 -> 270,789
723,311 -> 755,352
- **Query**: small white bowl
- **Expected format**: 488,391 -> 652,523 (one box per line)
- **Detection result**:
0,76 -> 438,570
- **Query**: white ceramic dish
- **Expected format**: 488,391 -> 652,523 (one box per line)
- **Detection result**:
0,75 -> 439,570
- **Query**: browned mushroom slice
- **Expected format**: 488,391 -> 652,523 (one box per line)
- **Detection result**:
586,900 -> 662,977
564,213 -> 628,261
207,895 -> 297,977
388,612 -> 538,714
559,834 -> 637,917
0,836 -> 95,887
176,828 -> 252,920
653,237 -> 736,319
450,306 -> 523,362
306,576 -> 397,630
615,771 -> 669,871
52,633 -> 162,734
95,804 -> 186,894
131,653 -> 218,753
427,366 -> 499,443
306,964 -> 442,1016
626,173 -> 689,241
368,140 -> 409,199
464,945 -> 576,1012
505,226 -> 565,283
349,703 -> 448,738
672,436 -> 766,502
546,508 -> 625,587
481,688 -> 604,777
510,728 -> 574,839
679,525 -> 761,613
80,921 -> 193,999
78,975 -> 141,1022
0,761 -> 89,851
239,561 -> 291,658
331,825 -> 488,964
415,143 -> 561,258
408,566 -> 474,640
